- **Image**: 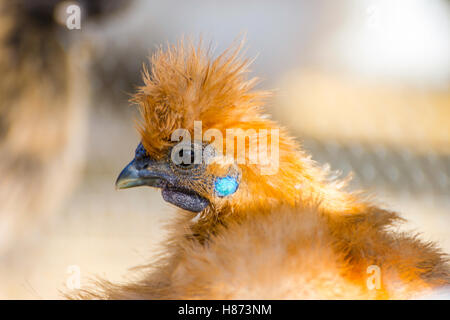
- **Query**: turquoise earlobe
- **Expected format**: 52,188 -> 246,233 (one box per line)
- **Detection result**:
214,176 -> 239,197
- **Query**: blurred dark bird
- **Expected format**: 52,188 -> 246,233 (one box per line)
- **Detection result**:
75,40 -> 449,299
0,0 -> 131,254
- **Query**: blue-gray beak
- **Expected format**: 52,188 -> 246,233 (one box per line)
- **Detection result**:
115,159 -> 167,190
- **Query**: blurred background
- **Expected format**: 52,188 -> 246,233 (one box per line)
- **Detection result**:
0,0 -> 448,299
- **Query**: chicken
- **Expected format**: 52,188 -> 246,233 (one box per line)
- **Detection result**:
74,40 -> 449,299
0,0 -> 130,254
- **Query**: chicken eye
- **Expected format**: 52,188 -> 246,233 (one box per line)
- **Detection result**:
176,149 -> 195,168
170,142 -> 205,174
214,176 -> 239,197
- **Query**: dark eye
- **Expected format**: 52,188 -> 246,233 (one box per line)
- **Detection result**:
170,143 -> 205,174
177,149 -> 195,168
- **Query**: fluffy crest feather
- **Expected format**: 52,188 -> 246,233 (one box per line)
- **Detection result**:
133,39 -> 270,158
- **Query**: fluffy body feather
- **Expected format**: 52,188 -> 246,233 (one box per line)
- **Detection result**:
75,40 -> 449,299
